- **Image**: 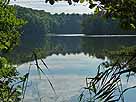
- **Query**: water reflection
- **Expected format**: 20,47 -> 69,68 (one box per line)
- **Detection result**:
46,36 -> 136,59
18,35 -> 136,102
18,53 -> 105,102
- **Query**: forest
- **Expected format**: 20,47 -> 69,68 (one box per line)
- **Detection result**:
16,5 -> 136,37
15,5 -> 136,49
6,6 -> 135,64
1,0 -> 136,101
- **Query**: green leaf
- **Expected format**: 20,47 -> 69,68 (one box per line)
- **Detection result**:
94,7 -> 99,14
130,23 -> 136,29
80,0 -> 84,3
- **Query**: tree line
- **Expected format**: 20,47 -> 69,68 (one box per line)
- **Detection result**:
6,5 -> 136,64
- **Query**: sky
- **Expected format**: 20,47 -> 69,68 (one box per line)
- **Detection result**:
10,0 -> 94,14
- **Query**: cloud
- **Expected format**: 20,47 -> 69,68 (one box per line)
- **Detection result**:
10,0 -> 93,14
17,53 -> 105,102
21,75 -> 85,102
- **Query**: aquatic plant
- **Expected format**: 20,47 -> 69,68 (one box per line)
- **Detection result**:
80,47 -> 136,102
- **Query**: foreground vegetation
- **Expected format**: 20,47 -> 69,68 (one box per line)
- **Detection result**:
80,46 -> 136,102
0,1 -> 26,101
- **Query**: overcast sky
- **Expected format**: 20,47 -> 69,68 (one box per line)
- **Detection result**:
10,0 -> 94,14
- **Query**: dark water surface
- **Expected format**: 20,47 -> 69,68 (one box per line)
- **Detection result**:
18,35 -> 136,102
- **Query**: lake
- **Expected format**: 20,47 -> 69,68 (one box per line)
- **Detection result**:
18,35 -> 136,102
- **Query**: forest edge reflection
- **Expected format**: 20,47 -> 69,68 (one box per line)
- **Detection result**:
6,35 -> 136,64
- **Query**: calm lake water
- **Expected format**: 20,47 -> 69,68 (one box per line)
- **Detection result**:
18,35 -> 136,102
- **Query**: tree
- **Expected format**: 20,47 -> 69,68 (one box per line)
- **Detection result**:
46,0 -> 136,30
0,0 -> 26,101
91,0 -> 136,30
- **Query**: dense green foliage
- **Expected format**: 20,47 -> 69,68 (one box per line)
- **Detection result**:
0,1 -> 25,101
88,0 -> 136,30
16,6 -> 83,34
0,5 -> 25,52
15,6 -> 136,39
81,15 -> 136,34
96,0 -> 136,30
17,8 -> 82,35
15,6 -> 85,48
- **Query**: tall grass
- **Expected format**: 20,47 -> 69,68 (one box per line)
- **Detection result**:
80,48 -> 136,102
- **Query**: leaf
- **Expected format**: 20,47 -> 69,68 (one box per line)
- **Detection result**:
92,82 -> 96,94
33,52 -> 56,95
130,23 -> 136,29
79,92 -> 83,102
41,59 -> 49,70
94,7 -> 99,14
80,0 -> 84,3
49,0 -> 54,5
89,4 -> 97,9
